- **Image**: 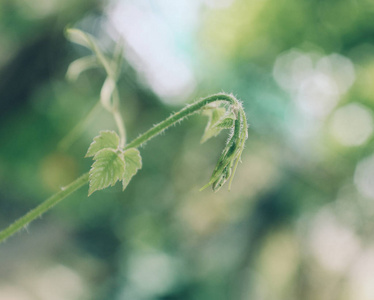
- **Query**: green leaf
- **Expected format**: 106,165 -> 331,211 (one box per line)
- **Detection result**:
215,114 -> 236,129
212,163 -> 233,191
201,109 -> 247,192
199,143 -> 237,192
201,107 -> 226,143
122,148 -> 142,190
86,131 -> 120,157
66,56 -> 99,81
201,108 -> 236,143
88,148 -> 125,195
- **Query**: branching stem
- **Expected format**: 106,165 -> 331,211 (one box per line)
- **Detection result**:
0,93 -> 246,243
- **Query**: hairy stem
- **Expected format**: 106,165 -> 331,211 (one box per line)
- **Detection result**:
0,93 -> 244,243
0,173 -> 89,243
125,93 -> 240,149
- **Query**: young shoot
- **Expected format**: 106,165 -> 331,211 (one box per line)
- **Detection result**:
0,29 -> 248,244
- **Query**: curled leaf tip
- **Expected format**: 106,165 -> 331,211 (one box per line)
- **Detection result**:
201,96 -> 248,192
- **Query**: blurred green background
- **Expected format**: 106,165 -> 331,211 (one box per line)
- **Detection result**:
1,0 -> 374,299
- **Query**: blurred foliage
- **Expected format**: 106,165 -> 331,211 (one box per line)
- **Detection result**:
1,0 -> 374,299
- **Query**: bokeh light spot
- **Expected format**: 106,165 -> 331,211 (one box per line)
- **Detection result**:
354,155 -> 374,199
330,103 -> 373,146
273,50 -> 356,118
309,209 -> 360,272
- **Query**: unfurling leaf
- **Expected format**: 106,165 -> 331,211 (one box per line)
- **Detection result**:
88,149 -> 125,195
199,141 -> 238,192
86,131 -> 120,157
201,108 -> 236,143
201,108 -> 248,192
201,107 -> 226,143
122,148 -> 142,190
212,163 -> 233,191
215,116 -> 235,129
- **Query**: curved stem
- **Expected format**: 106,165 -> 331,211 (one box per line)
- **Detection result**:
0,173 -> 89,243
0,93 -> 244,243
125,93 -> 239,149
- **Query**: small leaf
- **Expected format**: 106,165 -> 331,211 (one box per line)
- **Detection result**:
66,56 -> 99,81
86,131 -> 120,157
212,163 -> 232,191
201,107 -> 226,143
122,148 -> 142,190
201,108 -> 248,192
199,143 -> 237,192
214,114 -> 236,129
88,148 -> 125,195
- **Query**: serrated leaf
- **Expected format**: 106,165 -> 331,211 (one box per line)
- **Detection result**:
122,148 -> 142,190
86,131 -> 120,157
88,148 -> 125,195
66,56 -> 99,81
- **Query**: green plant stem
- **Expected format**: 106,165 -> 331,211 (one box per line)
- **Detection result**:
125,93 -> 240,149
0,93 -> 243,243
0,173 -> 89,243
